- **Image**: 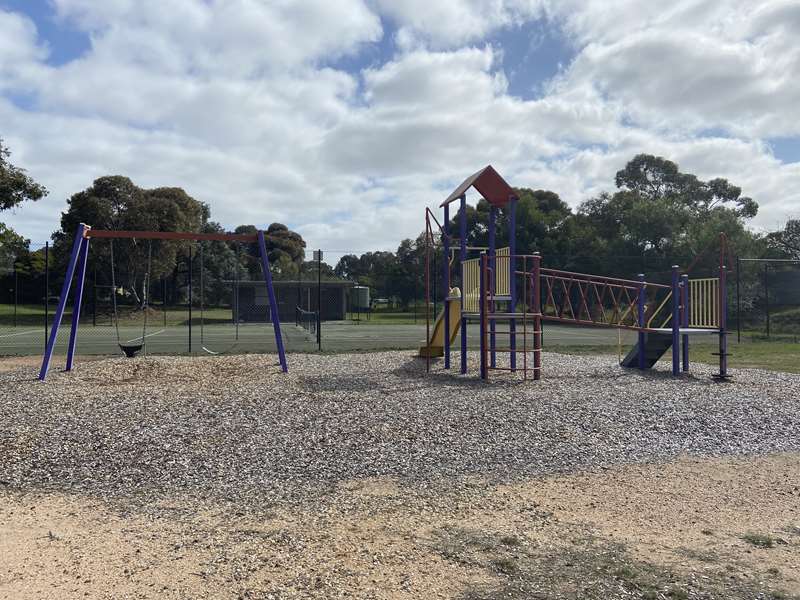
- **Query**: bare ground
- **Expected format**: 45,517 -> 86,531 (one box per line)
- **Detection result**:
2,453 -> 799,600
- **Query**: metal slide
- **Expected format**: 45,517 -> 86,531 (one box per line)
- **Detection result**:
620,332 -> 673,369
419,297 -> 462,358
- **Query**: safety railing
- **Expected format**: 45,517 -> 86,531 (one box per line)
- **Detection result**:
539,268 -> 669,331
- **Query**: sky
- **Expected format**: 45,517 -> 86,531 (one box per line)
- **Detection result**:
1,0 -> 799,254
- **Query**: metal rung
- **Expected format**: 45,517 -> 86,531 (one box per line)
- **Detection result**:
488,366 -> 542,372
491,347 -> 542,353
486,330 -> 543,336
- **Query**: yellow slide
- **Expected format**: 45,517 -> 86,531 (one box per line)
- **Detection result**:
419,292 -> 462,358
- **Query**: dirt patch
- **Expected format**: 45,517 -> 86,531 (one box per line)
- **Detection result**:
1,454 -> 798,599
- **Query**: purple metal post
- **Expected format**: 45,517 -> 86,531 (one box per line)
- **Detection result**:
488,206 -> 497,368
719,265 -> 728,378
65,237 -> 90,371
637,274 -> 645,369
508,197 -> 517,371
443,204 -> 451,369
257,230 -> 288,373
671,265 -> 680,376
459,195 -> 468,374
681,274 -> 689,372
479,253 -> 487,380
39,224 -> 87,381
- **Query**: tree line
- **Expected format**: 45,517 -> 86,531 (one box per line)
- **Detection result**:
2,136 -> 799,311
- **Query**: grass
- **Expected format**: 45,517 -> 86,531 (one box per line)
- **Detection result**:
0,303 -> 235,327
742,533 -> 776,548
548,337 -> 800,374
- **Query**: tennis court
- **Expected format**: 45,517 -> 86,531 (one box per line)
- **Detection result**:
1,319 -> 650,358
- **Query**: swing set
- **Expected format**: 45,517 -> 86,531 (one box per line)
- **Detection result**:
38,223 -> 288,381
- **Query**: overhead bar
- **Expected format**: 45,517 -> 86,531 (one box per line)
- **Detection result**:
85,230 -> 258,242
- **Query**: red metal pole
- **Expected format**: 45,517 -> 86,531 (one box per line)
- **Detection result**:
532,253 -> 542,380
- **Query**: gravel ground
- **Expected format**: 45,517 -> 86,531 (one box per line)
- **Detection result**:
1,351 -> 799,509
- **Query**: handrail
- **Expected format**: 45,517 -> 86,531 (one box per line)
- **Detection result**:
541,267 -> 671,289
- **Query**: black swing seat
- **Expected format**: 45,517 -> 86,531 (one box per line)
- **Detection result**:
119,344 -> 143,358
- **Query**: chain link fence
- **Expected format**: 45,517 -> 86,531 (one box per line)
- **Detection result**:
3,244 -> 798,358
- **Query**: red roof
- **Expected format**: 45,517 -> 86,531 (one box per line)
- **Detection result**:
440,165 -> 516,207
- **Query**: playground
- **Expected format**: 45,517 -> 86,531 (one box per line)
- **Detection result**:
1,350 -> 799,598
2,167 -> 800,599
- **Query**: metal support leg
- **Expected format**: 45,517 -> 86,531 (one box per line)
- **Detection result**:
257,230 -> 288,373
66,237 -> 90,371
39,224 -> 87,381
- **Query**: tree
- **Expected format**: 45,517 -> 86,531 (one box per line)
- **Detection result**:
233,223 -> 306,280
768,220 -> 800,259
1,138 -> 47,271
0,223 -> 29,270
0,138 -> 47,211
578,154 -> 761,278
53,176 -> 207,305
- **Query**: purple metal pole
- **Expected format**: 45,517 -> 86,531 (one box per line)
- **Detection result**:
508,197 -> 517,371
39,224 -> 87,381
459,195 -> 468,374
257,230 -> 288,373
637,274 -> 645,369
479,253 -> 487,380
719,265 -> 728,378
488,206 -> 497,368
65,237 -> 90,371
443,204 -> 451,370
681,274 -> 689,372
671,265 -> 680,376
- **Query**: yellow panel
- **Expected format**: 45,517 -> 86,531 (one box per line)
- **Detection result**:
688,277 -> 719,328
495,247 -> 510,296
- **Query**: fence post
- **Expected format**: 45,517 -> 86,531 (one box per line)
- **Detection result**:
764,263 -> 770,338
736,256 -> 740,343
671,265 -> 680,376
13,262 -> 18,328
316,249 -> 322,351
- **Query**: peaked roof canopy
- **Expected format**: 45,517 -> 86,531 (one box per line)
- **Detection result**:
440,165 -> 516,208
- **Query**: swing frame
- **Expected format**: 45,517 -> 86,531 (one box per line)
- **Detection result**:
38,223 -> 288,380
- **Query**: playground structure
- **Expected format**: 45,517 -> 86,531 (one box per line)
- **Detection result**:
38,223 -> 288,381
421,165 -> 730,381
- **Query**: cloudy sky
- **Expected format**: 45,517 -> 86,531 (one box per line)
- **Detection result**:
1,0 -> 799,254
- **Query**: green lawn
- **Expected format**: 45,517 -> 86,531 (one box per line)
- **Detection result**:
0,303 -> 235,327
548,338 -> 800,374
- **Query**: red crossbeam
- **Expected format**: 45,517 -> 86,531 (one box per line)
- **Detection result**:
84,230 -> 258,242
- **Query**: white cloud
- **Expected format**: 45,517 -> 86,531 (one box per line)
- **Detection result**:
548,0 -> 800,138
375,0 -> 545,48
1,0 -> 799,256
